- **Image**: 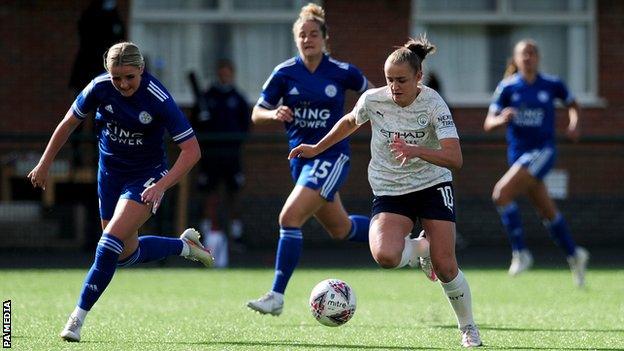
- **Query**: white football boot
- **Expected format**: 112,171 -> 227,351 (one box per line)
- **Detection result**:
508,249 -> 533,276
246,291 -> 283,316
567,246 -> 589,287
180,228 -> 214,267
419,256 -> 438,282
409,231 -> 438,282
60,315 -> 83,342
460,324 -> 483,347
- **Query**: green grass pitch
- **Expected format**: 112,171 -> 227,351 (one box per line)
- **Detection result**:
2,267 -> 623,350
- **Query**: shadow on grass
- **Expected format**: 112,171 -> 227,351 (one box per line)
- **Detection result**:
77,339 -> 624,351
80,339 -> 443,350
483,347 -> 624,351
434,324 -> 624,333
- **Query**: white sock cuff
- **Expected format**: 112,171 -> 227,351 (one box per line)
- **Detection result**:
396,235 -> 414,268
412,237 -> 430,257
72,306 -> 89,322
180,240 -> 190,256
441,269 -> 465,291
270,291 -> 285,302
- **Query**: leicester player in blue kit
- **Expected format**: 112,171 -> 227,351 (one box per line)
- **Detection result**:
28,42 -> 214,342
246,3 -> 372,316
484,39 -> 588,286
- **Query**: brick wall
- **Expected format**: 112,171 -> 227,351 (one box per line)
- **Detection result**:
0,0 -> 129,133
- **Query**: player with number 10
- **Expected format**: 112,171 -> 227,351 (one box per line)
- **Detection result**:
290,35 -> 482,348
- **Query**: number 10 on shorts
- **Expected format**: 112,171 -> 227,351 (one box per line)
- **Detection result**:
437,186 -> 454,211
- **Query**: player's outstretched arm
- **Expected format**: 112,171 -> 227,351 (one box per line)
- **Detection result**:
251,105 -> 293,125
566,100 -> 581,142
28,109 -> 82,190
288,113 -> 360,159
483,107 -> 515,132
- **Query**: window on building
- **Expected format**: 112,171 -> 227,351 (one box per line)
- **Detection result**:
131,0 -> 308,105
412,0 -> 598,106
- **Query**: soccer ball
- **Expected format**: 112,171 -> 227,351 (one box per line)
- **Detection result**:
309,278 -> 356,327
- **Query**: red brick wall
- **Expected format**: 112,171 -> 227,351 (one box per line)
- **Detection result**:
0,0 -> 129,134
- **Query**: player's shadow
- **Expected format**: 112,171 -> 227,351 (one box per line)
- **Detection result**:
82,339 -> 443,350
195,341 -> 444,350
435,324 -> 624,333
430,325 -> 624,351
492,348 -> 623,351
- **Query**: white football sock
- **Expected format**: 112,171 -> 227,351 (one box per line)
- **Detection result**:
270,291 -> 284,303
440,270 -> 475,329
180,240 -> 190,257
396,235 -> 415,268
71,306 -> 88,322
396,235 -> 430,268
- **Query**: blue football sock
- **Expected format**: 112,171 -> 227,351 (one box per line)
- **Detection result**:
497,202 -> 526,251
346,215 -> 370,242
77,234 -> 123,311
544,213 -> 576,256
117,235 -> 184,268
271,227 -> 303,294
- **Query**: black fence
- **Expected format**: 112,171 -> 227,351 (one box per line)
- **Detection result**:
0,133 -> 622,252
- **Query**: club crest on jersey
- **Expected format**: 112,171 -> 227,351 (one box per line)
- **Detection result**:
325,84 -> 337,98
139,111 -> 153,124
417,114 -> 429,127
538,91 -> 549,103
105,104 -> 114,113
512,93 -> 520,102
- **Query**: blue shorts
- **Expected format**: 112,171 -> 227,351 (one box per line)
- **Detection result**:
372,182 -> 456,223
290,153 -> 350,201
97,165 -> 169,220
511,146 -> 556,180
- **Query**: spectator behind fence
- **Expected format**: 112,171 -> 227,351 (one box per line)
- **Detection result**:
483,39 -> 588,287
192,59 -> 251,268
69,0 -> 126,168
28,42 -> 213,343
246,3 -> 372,317
289,35 -> 482,348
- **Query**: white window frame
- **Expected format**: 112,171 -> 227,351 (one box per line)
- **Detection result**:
411,0 -> 603,107
130,0 -> 309,106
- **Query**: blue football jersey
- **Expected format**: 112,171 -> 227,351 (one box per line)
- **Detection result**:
257,54 -> 368,159
489,73 -> 574,157
72,71 -> 194,174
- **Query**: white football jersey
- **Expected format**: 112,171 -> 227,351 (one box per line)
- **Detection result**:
351,85 -> 458,196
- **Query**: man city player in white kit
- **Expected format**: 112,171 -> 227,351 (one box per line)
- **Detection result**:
290,36 -> 482,348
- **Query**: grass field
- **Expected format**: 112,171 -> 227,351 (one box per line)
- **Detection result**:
2,267 -> 623,350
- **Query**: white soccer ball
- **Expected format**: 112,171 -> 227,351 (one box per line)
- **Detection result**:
309,278 -> 356,327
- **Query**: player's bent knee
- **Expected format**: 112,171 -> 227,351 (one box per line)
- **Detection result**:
278,212 -> 303,228
325,226 -> 350,241
373,251 -> 400,269
434,264 -> 459,282
492,186 -> 512,206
